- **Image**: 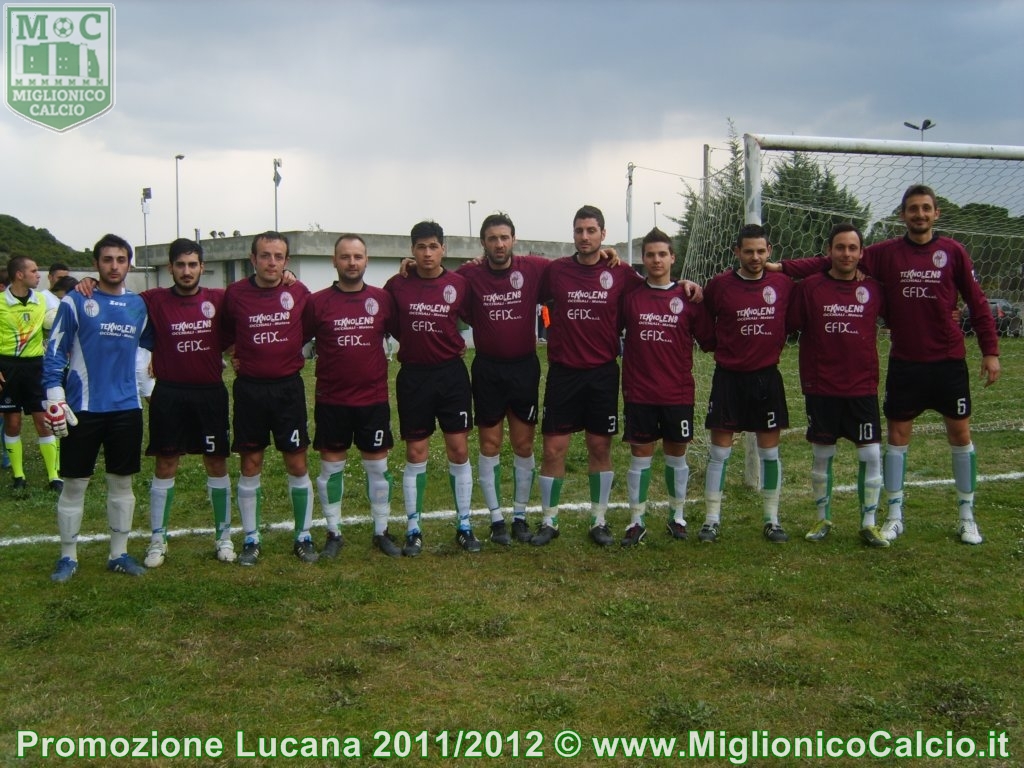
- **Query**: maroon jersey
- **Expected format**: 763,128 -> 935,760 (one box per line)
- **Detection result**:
383,268 -> 468,365
786,272 -> 885,397
701,269 -> 793,372
303,283 -> 394,406
782,235 -> 998,362
222,276 -> 310,378
621,281 -> 704,405
457,254 -> 549,359
541,256 -> 642,369
141,286 -> 228,385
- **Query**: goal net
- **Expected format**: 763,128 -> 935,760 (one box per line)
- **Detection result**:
677,133 -> 1024,480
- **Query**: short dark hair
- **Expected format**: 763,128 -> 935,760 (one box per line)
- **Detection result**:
168,237 -> 203,263
827,222 -> 863,248
735,223 -> 768,248
334,233 -> 367,250
900,184 -> 937,211
641,227 -> 674,254
479,212 -> 516,240
250,231 -> 289,258
92,233 -> 134,263
7,255 -> 33,280
48,261 -> 70,275
410,220 -> 444,245
52,275 -> 78,296
574,205 -> 605,230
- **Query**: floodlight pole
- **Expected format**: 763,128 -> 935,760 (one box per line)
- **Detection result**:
174,154 -> 184,237
467,199 -> 477,237
273,158 -> 283,231
903,119 -> 935,181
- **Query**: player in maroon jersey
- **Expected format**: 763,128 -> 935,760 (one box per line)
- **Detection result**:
456,212 -> 549,546
619,229 -> 710,546
222,232 -> 316,565
786,224 -> 888,547
699,223 -> 794,544
779,186 -> 999,544
303,234 -> 401,558
137,239 -> 235,566
384,221 -> 478,555
533,205 -> 645,547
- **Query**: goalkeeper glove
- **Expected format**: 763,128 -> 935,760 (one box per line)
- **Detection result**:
43,387 -> 78,438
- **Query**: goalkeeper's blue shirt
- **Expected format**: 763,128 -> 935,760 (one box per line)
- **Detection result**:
42,287 -> 153,413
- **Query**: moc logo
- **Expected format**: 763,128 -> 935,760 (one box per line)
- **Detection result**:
4,5 -> 115,132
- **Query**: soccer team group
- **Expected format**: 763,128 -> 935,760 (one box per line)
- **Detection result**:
0,185 -> 1000,583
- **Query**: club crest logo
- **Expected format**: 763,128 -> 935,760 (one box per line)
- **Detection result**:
509,270 -> 524,290
600,271 -> 614,290
932,250 -> 948,269
669,297 -> 684,315
201,301 -> 216,319
762,286 -> 777,305
4,5 -> 115,132
855,286 -> 870,304
443,285 -> 458,305
280,292 -> 294,311
364,297 -> 379,316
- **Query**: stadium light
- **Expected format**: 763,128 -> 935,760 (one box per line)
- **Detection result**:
903,119 -> 935,181
653,201 -> 661,228
467,199 -> 477,237
273,158 -> 283,231
174,154 -> 185,237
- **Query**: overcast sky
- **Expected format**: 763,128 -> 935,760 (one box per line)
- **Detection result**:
2,0 -> 1023,253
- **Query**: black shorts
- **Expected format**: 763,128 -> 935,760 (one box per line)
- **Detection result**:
623,402 -> 695,445
61,409 -> 143,478
883,358 -> 971,421
541,361 -> 620,436
313,402 -> 394,454
146,381 -> 230,457
0,356 -> 44,414
231,374 -> 310,454
396,358 -> 473,441
804,394 -> 880,445
705,365 -> 789,433
471,353 -> 540,427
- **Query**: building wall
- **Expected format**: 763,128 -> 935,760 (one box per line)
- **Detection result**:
135,230 -> 595,292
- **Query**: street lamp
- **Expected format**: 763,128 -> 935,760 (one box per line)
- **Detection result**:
174,154 -> 185,237
903,119 -> 935,182
273,158 -> 283,231
467,199 -> 477,237
653,201 -> 662,228
141,187 -> 152,288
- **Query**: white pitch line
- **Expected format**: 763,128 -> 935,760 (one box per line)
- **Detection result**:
3,471 -> 1022,548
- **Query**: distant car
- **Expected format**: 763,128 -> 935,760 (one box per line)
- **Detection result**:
960,298 -> 1022,337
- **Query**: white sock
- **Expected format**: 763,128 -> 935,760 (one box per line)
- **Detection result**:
403,461 -> 427,533
512,453 -> 536,518
107,473 -> 136,559
477,452 -> 501,514
238,474 -> 262,542
363,457 -> 392,535
316,459 -> 346,534
704,444 -> 731,524
664,453 -> 689,524
149,476 -> 175,541
57,477 -> 89,560
449,460 -> 473,529
884,444 -> 908,521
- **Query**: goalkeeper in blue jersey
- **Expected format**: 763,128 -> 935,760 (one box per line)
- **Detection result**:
43,234 -> 154,583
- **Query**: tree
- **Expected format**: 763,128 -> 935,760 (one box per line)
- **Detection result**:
671,120 -> 745,283
762,152 -> 871,257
